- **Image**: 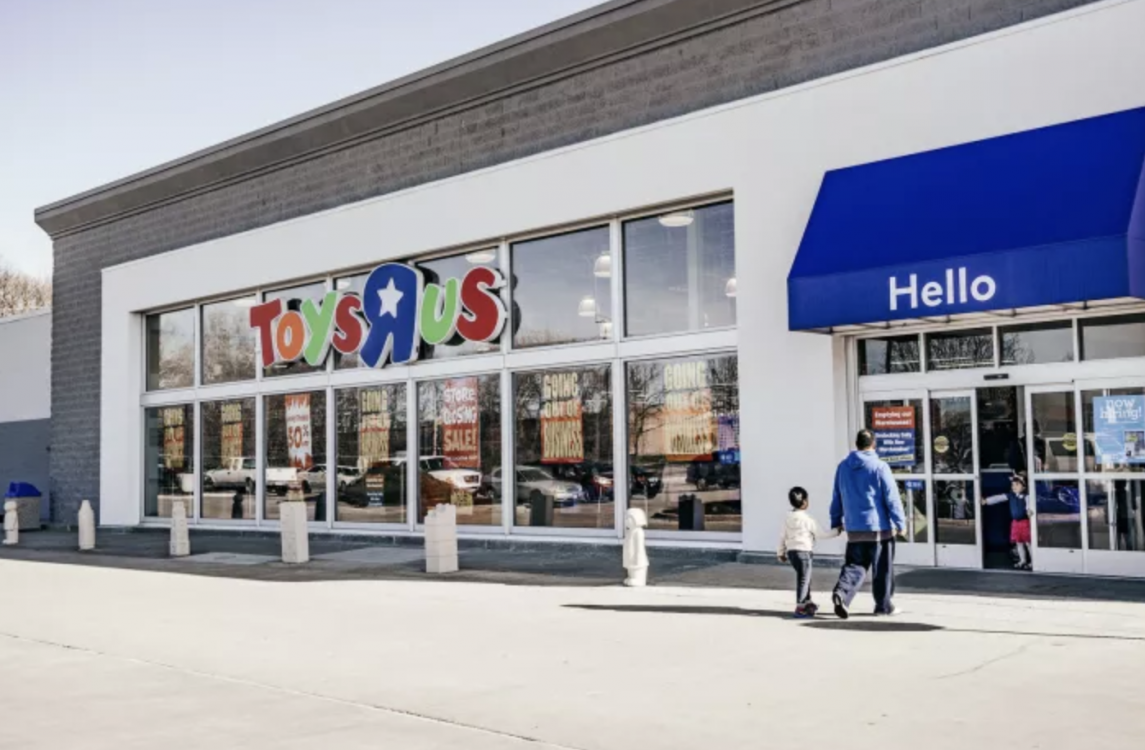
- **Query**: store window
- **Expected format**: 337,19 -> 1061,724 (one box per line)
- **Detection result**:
1032,479 -> 1081,550
1080,314 -> 1145,361
627,354 -> 740,533
264,281 -> 327,377
513,365 -> 612,529
926,328 -> 994,371
145,308 -> 195,391
1086,479 -> 1145,552
623,202 -> 736,337
1000,321 -> 1074,366
1082,387 -> 1145,474
858,335 -> 920,376
144,405 -> 195,518
511,227 -> 612,348
264,391 -> 327,522
202,297 -> 258,384
200,398 -> 256,520
417,375 -> 501,525
335,384 -> 408,523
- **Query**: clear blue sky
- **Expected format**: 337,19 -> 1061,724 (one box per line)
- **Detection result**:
0,0 -> 601,277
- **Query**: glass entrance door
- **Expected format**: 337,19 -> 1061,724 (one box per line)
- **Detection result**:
930,391 -> 980,568
862,393 -> 931,566
1025,386 -> 1085,573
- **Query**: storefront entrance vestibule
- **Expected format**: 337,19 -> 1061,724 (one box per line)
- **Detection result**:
855,319 -> 1145,578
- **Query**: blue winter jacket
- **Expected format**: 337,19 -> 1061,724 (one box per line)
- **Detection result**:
830,450 -> 907,533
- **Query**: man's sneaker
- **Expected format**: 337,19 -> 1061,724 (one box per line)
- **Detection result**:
874,605 -> 902,617
832,593 -> 849,620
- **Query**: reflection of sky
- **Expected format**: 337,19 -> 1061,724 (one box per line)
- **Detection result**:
1081,316 -> 1145,360
512,227 -> 611,347
624,202 -> 735,337
1001,323 -> 1073,365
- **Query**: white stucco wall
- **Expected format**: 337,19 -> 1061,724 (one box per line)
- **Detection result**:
0,310 -> 51,424
101,0 -> 1145,544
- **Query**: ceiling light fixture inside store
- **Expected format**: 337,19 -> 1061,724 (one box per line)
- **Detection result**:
658,209 -> 694,228
578,296 -> 597,317
465,249 -> 497,264
593,253 -> 612,278
725,277 -> 737,298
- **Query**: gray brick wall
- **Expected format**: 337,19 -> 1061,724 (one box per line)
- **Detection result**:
0,419 -> 51,522
47,0 -> 1101,522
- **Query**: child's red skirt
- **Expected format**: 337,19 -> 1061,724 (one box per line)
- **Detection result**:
1011,518 -> 1032,544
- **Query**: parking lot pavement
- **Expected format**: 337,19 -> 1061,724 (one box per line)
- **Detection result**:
1,556 -> 1144,750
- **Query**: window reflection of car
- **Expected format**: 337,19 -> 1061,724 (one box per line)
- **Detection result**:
686,457 -> 740,491
203,457 -> 258,494
298,464 -> 361,493
417,456 -> 481,492
489,466 -> 584,507
1034,483 -> 1080,515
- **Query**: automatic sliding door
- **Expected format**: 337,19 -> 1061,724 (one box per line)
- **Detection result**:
863,394 -> 932,566
931,392 -> 980,568
1026,386 -> 1084,574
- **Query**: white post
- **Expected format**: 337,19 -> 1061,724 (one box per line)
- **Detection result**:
623,508 -> 649,587
425,503 -> 458,574
279,481 -> 310,564
3,501 -> 18,546
169,500 -> 191,557
78,499 -> 96,551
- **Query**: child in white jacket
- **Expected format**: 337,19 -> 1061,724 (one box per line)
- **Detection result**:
778,486 -> 841,618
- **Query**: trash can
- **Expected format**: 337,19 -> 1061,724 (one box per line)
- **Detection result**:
4,483 -> 43,531
677,494 -> 706,531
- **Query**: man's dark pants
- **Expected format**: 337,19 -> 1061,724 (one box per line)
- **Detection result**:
833,539 -> 895,613
788,551 -> 813,605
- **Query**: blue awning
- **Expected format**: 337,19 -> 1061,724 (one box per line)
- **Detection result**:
787,107 -> 1145,331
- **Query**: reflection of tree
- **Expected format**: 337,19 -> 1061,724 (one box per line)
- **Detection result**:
627,363 -> 664,464
200,399 -> 256,470
203,308 -> 256,383
927,330 -> 1019,370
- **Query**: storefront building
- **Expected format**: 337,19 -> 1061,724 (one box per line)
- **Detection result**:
33,0 -> 1145,575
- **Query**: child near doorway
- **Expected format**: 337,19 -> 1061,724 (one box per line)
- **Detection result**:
982,474 -> 1033,570
777,486 -> 841,617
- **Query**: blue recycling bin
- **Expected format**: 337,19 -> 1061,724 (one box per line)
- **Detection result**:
5,482 -> 40,499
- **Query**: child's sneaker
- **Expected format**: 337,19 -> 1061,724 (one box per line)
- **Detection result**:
803,601 -> 819,617
792,604 -> 813,619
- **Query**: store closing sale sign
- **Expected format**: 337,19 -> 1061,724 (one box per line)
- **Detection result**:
871,405 -> 916,466
441,378 -> 480,468
285,394 -> 313,470
1093,395 -> 1145,464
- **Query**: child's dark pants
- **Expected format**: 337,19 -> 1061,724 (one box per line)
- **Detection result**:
788,550 -> 813,605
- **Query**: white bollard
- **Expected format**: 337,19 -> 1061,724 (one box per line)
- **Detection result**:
78,499 -> 96,551
3,500 -> 18,546
623,508 -> 649,587
169,500 -> 191,557
279,482 -> 310,564
425,503 -> 458,574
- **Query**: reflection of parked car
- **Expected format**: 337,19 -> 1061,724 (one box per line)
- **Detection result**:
686,458 -> 740,491
418,456 -> 481,492
489,466 -> 584,507
204,457 -> 257,494
299,464 -> 361,493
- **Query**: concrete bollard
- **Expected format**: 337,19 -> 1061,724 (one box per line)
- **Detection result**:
78,499 -> 96,551
279,481 -> 310,564
623,508 -> 649,587
169,500 -> 191,557
3,500 -> 18,546
425,503 -> 458,574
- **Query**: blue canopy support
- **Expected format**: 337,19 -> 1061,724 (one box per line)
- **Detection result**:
787,107 -> 1145,331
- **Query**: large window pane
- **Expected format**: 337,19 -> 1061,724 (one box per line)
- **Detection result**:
858,335 -> 920,375
336,385 -> 408,523
930,396 -> 974,474
145,308 -> 194,391
627,355 -> 741,533
926,328 -> 993,371
934,479 -> 976,545
623,202 -> 736,337
1086,480 -> 1145,552
1080,314 -> 1145,361
202,297 -> 257,384
417,375 -> 501,525
1031,391 -> 1078,473
1082,388 -> 1145,474
1032,480 -> 1081,550
864,399 -> 924,474
264,391 -> 327,522
513,365 -> 613,529
264,282 -> 327,378
201,398 -> 256,520
511,227 -> 612,348
1000,321 -> 1073,366
144,405 -> 195,518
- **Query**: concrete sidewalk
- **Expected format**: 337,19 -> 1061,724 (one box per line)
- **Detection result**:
1,554 -> 1143,750
3,528 -> 1145,603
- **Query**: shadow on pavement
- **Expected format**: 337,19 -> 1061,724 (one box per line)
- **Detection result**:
564,604 -> 793,619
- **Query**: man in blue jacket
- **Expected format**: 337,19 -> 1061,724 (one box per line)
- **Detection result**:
830,429 -> 907,619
